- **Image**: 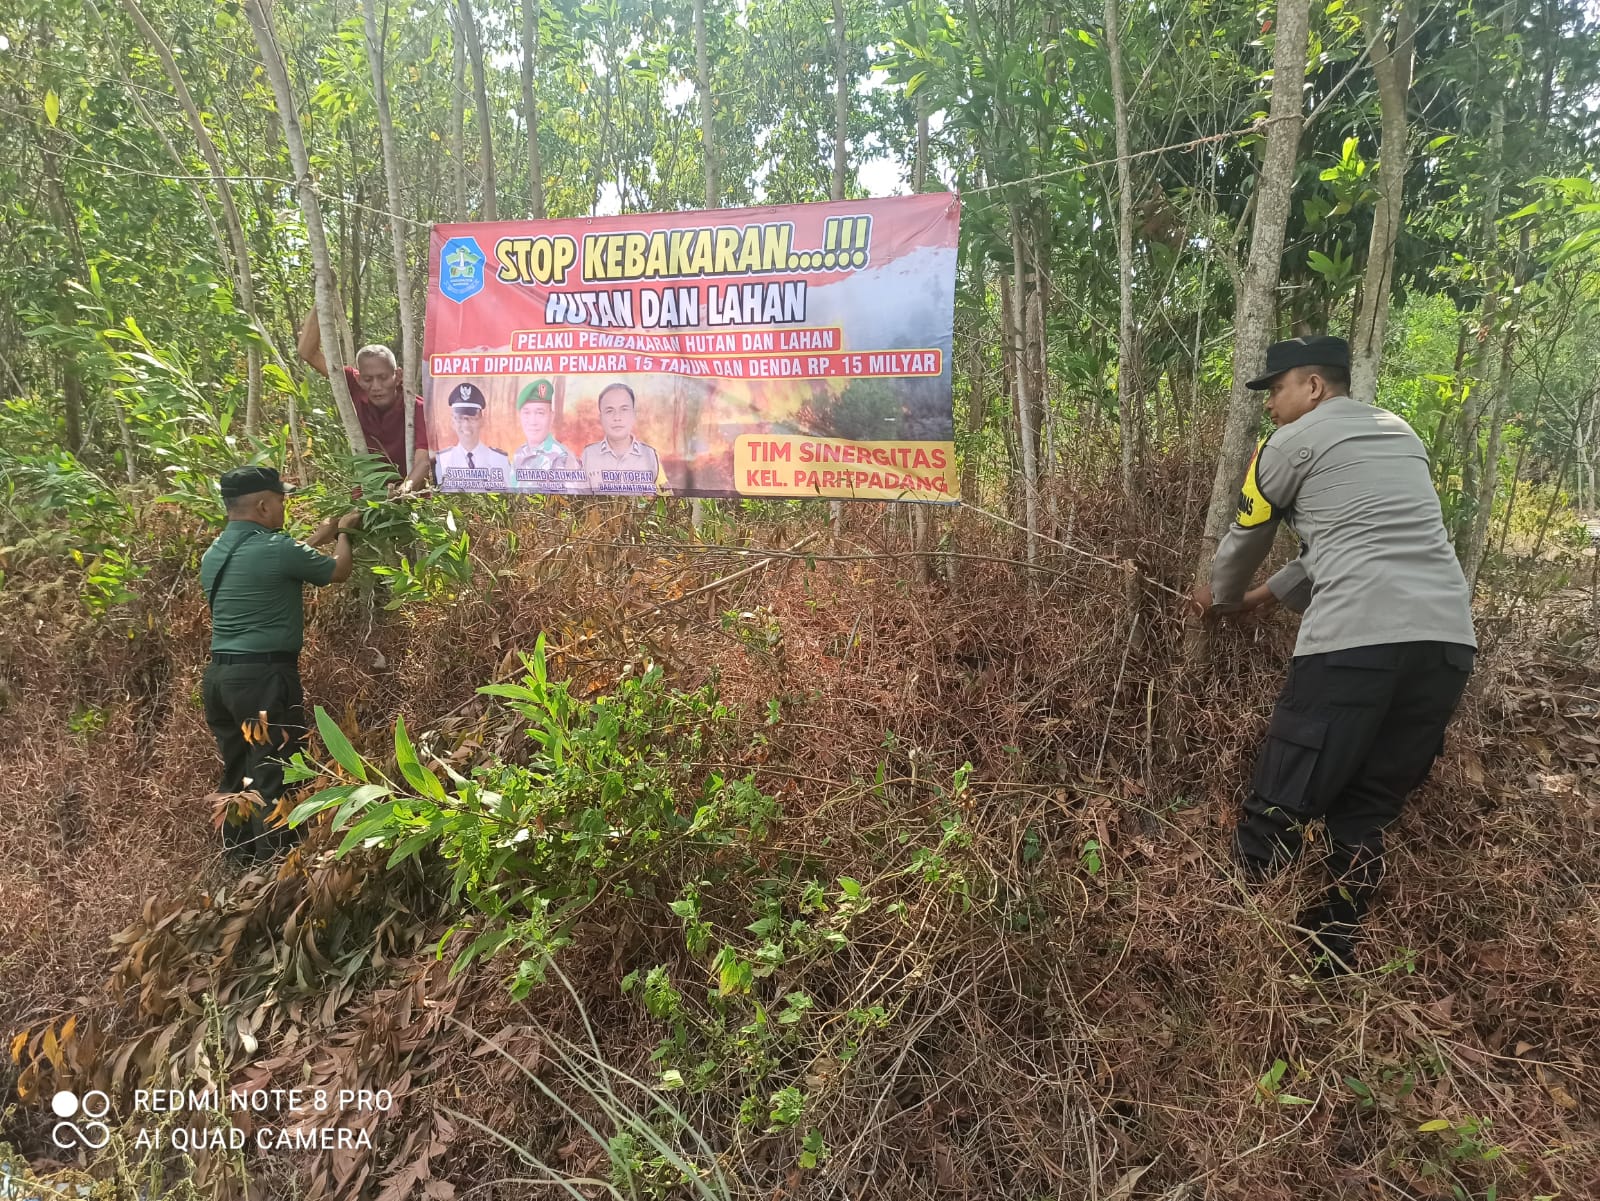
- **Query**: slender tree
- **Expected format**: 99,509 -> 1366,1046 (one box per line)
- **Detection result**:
1348,0 -> 1417,402
1012,205 -> 1041,566
119,0 -> 265,434
362,0 -> 421,465
829,0 -> 849,536
1454,1 -> 1516,562
1106,0 -> 1141,497
242,0 -> 363,454
451,8 -> 468,220
522,0 -> 545,219
831,0 -> 849,203
1193,0 -> 1313,588
690,0 -> 718,532
1462,240 -> 1526,589
911,86 -> 933,579
695,0 -> 718,207
458,0 -> 497,221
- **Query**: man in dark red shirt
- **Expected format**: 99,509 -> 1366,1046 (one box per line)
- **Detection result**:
298,309 -> 433,492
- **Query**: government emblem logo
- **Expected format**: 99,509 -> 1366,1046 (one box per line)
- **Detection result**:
439,236 -> 485,303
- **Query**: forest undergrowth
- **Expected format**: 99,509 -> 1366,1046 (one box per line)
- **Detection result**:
2,461 -> 1597,1201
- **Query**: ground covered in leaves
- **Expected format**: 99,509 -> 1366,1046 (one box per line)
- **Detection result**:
2,478 -> 1598,1201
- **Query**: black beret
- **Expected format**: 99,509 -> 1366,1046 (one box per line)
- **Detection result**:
220,465 -> 294,500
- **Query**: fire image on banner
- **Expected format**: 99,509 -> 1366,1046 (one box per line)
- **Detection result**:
422,194 -> 960,501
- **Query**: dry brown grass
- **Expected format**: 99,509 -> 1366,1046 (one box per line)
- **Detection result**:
2,475 -> 1598,1200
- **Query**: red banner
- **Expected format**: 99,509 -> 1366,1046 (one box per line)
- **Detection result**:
423,195 -> 959,500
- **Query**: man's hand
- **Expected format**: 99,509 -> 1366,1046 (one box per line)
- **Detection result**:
1241,584 -> 1278,614
297,307 -> 330,378
1191,582 -> 1279,624
305,514 -> 339,547
337,510 -> 363,531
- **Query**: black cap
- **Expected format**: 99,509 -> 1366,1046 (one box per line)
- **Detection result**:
447,382 -> 488,413
220,465 -> 294,500
1246,335 -> 1351,390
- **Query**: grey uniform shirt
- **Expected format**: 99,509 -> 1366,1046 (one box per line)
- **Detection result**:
1210,395 -> 1476,657
579,438 -> 663,494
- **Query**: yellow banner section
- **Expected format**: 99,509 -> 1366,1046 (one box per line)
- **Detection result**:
733,435 -> 957,503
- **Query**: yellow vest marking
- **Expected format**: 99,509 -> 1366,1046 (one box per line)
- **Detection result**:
1237,438 -> 1274,528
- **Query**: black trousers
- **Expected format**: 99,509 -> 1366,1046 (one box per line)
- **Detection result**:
201,659 -> 309,860
1235,641 -> 1474,950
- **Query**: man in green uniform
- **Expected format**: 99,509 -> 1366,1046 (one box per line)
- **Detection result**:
1194,336 -> 1477,975
510,377 -> 581,492
200,466 -> 359,862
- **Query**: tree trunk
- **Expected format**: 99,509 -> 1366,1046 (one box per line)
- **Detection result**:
1428,322 -> 1470,483
120,0 -> 264,435
1348,0 -> 1416,403
831,0 -> 848,201
829,0 -> 848,538
1192,0 -> 1311,588
243,0 -> 363,454
1011,206 -> 1041,567
1583,379 -> 1600,513
59,366 -> 85,456
522,0 -> 545,218
350,176 -> 365,350
96,0 -> 229,283
451,12 -> 468,221
38,112 -> 85,455
959,302 -> 987,507
333,169 -> 357,369
694,0 -> 717,207
1493,374 -> 1544,560
101,0 -> 293,452
457,0 -> 496,221
1168,362 -> 1192,445
998,266 -> 1018,480
363,0 -> 421,465
1452,102 -> 1509,552
689,0 -> 718,532
913,89 -> 930,194
1025,259 -> 1052,519
1461,289 -> 1521,589
910,87 -> 933,578
1105,0 -> 1140,498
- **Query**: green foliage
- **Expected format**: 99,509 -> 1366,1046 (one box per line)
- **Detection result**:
766,1084 -> 805,1130
286,636 -> 779,999
1254,1058 -> 1313,1107
1078,838 -> 1103,877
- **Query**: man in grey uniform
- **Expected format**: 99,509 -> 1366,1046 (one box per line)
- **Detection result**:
1194,335 -> 1477,974
579,382 -> 666,494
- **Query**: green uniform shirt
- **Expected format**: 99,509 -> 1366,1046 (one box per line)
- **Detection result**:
200,520 -> 337,654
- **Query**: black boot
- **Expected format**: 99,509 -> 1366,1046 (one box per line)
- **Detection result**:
1301,838 -> 1384,977
1298,900 -> 1360,977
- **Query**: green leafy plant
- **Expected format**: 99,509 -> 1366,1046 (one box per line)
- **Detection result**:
1079,838 -> 1103,877
285,636 -> 778,998
1254,1058 -> 1313,1106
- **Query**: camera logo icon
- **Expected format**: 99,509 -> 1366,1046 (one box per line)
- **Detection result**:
50,1090 -> 111,1150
